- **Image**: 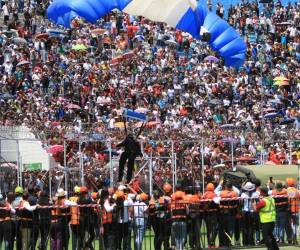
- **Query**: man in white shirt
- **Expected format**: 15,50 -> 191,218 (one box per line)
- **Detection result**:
133,194 -> 148,250
240,182 -> 260,246
114,189 -> 133,250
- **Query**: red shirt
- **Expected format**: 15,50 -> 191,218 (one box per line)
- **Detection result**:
255,199 -> 266,211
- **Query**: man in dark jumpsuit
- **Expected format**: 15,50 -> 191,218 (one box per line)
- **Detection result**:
117,134 -> 142,184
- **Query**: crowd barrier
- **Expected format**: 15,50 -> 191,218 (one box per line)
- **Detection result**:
0,196 -> 298,250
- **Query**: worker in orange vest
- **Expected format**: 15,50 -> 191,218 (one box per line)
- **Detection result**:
0,194 -> 14,250
218,181 -> 238,248
101,188 -> 117,250
51,188 -> 76,250
286,178 -> 300,243
170,188 -> 188,250
17,192 -> 38,250
184,188 -> 202,250
77,186 -> 96,250
271,182 -> 292,243
156,183 -> 172,250
203,183 -> 218,248
69,186 -> 80,250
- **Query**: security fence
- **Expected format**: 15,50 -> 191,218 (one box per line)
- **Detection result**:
0,196 -> 299,250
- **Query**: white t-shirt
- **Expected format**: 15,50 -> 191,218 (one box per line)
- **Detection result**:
133,201 -> 147,225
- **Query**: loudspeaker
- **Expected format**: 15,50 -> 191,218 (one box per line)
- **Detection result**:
223,166 -> 256,188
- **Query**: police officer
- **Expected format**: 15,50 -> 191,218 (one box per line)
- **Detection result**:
271,182 -> 292,243
202,183 -> 218,248
254,186 -> 279,250
0,194 -> 14,250
286,178 -> 300,243
69,186 -> 81,250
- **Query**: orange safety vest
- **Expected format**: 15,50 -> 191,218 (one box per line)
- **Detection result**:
219,190 -> 238,210
101,209 -> 113,224
69,196 -> 79,225
0,203 -> 11,222
51,199 -> 70,223
287,187 -> 300,213
18,200 -> 33,221
170,200 -> 187,220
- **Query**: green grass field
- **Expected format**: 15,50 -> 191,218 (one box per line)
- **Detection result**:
245,164 -> 299,183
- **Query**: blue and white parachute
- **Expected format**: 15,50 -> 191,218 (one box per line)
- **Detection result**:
47,0 -> 246,68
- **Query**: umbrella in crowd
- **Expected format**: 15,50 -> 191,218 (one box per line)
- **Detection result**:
17,61 -> 31,67
204,55 -> 219,63
134,34 -> 145,41
47,144 -> 64,154
35,33 -> 49,40
274,76 -> 289,86
264,112 -> 279,119
0,93 -> 14,100
46,28 -> 67,37
91,28 -> 106,35
71,44 -> 88,51
165,39 -> 178,46
12,37 -> 27,45
66,104 -> 81,109
123,51 -> 135,59
280,118 -> 295,125
114,122 -> 125,128
209,98 -> 222,105
220,124 -> 236,129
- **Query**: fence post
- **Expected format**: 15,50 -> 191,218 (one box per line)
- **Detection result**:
109,139 -> 114,187
231,139 -> 235,171
149,152 -> 153,196
201,138 -> 205,193
289,140 -> 292,165
49,169 -> 52,198
17,139 -> 20,186
64,140 -> 68,196
171,140 -> 175,193
79,140 -> 84,186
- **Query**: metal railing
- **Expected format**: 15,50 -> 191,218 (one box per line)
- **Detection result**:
0,196 -> 298,250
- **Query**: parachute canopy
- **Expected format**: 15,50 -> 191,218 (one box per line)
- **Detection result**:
47,0 -> 246,68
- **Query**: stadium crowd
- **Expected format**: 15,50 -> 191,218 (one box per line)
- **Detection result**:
0,0 -> 299,249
